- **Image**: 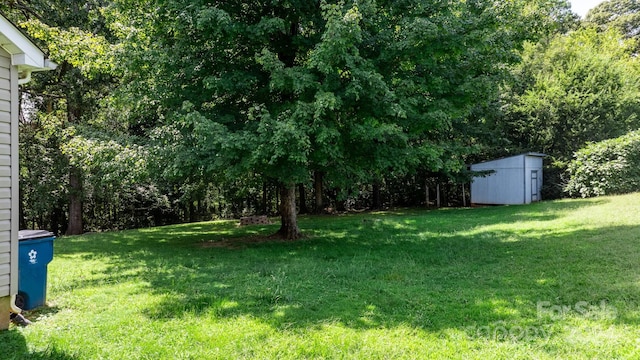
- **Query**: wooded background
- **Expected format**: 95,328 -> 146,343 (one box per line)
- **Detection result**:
3,0 -> 640,238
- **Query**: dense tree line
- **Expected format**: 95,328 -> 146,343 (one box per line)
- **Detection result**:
4,0 -> 639,237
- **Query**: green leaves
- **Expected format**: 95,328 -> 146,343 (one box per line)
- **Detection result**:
21,18 -> 116,78
566,130 -> 640,197
62,136 -> 148,186
503,27 -> 640,161
195,6 -> 233,33
586,0 -> 640,39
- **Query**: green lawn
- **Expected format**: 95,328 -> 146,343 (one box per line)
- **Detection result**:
3,193 -> 640,359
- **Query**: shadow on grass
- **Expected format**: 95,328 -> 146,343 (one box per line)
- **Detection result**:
0,329 -> 79,359
51,196 -> 640,338
24,305 -> 62,323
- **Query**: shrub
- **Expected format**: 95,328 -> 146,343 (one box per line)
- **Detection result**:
565,130 -> 640,197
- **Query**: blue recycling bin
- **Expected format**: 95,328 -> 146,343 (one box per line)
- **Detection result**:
17,230 -> 55,310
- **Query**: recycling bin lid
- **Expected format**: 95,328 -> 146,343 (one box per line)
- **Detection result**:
19,229 -> 55,241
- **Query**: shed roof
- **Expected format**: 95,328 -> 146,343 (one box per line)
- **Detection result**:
0,12 -> 55,74
471,152 -> 547,167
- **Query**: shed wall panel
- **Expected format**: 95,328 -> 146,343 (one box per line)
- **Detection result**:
471,168 -> 525,205
471,154 -> 545,205
472,155 -> 526,170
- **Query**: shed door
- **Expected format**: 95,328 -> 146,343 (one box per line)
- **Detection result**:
531,170 -> 539,202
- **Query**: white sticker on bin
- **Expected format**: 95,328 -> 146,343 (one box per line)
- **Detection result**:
28,249 -> 37,264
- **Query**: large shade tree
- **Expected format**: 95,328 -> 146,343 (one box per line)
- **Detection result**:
109,0 -> 565,239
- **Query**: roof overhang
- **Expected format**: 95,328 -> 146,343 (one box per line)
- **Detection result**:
523,152 -> 547,158
470,152 -> 547,167
0,12 -> 56,79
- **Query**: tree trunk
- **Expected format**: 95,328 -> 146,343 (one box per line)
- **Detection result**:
189,200 -> 197,223
372,180 -> 381,210
276,183 -> 302,240
66,165 -> 83,235
298,183 -> 308,214
314,171 -> 324,213
462,184 -> 467,207
262,181 -> 268,214
336,189 -> 346,212
50,206 -> 63,236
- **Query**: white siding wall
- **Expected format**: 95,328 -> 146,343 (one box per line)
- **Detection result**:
471,154 -> 544,205
0,48 -> 13,298
471,155 -> 526,205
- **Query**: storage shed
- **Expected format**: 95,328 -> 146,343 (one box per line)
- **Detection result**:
470,153 -> 546,205
0,13 -> 55,329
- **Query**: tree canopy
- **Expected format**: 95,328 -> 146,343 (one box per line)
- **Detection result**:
500,26 -> 640,162
586,0 -> 640,38
106,0 -> 563,238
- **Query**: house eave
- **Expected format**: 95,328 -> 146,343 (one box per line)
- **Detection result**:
0,13 -> 56,78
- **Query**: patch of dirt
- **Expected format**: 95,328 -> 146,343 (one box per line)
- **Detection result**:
197,234 -> 307,249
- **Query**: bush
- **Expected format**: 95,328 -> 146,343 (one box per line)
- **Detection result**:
565,130 -> 640,197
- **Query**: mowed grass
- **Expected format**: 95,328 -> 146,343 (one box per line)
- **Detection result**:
3,193 -> 640,359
